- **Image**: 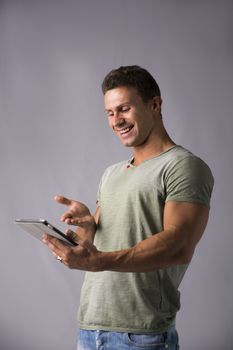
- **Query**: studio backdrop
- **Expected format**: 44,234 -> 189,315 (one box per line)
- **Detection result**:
0,1 -> 232,349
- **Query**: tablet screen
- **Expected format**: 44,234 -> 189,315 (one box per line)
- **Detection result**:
15,219 -> 77,246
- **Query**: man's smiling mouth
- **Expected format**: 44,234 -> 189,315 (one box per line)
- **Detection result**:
117,125 -> 134,135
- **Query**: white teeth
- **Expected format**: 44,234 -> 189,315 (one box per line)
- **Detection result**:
119,126 -> 133,135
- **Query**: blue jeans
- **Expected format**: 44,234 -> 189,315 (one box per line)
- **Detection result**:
77,327 -> 179,349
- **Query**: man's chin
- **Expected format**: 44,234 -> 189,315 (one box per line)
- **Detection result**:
118,137 -> 134,147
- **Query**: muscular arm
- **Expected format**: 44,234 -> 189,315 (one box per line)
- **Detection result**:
43,201 -> 210,272
99,201 -> 209,272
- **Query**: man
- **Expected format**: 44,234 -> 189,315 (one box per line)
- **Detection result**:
43,66 -> 214,349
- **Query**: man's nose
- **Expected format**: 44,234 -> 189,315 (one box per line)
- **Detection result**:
112,112 -> 125,126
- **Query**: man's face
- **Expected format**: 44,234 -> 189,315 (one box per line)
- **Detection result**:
104,86 -> 160,147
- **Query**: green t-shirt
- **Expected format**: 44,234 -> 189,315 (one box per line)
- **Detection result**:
78,145 -> 214,333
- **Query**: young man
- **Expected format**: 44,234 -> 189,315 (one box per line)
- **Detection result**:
43,66 -> 214,349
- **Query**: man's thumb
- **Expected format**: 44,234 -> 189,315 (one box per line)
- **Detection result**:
66,229 -> 79,243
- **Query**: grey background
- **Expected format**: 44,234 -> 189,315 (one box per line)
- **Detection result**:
0,0 -> 232,349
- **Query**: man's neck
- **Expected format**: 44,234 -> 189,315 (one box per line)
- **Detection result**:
132,131 -> 175,166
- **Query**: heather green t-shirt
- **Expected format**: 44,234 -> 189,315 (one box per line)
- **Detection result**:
78,146 -> 214,333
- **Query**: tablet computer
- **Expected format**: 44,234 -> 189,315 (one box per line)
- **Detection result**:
15,219 -> 77,246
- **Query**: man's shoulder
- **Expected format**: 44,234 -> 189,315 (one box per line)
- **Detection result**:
163,146 -> 214,205
164,145 -> 193,161
153,146 -> 214,188
162,145 -> 211,170
171,145 -> 211,167
163,146 -> 214,189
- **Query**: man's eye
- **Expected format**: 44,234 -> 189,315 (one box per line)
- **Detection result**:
106,112 -> 113,117
121,107 -> 130,113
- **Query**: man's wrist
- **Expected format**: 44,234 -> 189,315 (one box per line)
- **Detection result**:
79,217 -> 97,242
96,248 -> 133,272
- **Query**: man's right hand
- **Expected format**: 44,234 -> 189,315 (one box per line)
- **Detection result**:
54,195 -> 96,231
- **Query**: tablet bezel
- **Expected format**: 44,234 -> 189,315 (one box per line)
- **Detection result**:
15,219 -> 77,247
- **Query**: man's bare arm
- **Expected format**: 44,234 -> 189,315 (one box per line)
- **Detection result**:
43,201 -> 209,272
99,201 -> 209,272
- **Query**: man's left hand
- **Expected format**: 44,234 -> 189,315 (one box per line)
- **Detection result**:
42,232 -> 102,271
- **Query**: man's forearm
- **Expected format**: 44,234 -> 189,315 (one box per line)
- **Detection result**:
96,202 -> 209,273
98,228 -> 192,272
46,202 -> 207,272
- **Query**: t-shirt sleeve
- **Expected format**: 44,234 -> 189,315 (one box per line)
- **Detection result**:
165,156 -> 214,207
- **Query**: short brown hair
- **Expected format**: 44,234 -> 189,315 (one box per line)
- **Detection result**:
102,65 -> 161,102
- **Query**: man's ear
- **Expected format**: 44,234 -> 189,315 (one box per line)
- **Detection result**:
151,96 -> 162,115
